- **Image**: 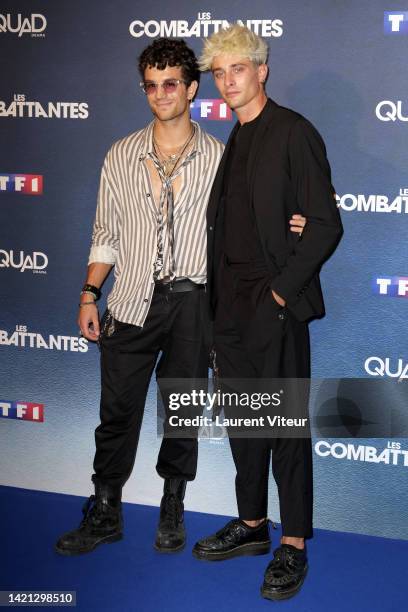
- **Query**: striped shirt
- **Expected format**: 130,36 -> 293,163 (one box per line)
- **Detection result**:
88,120 -> 224,326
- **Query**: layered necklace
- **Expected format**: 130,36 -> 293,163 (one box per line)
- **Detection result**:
153,125 -> 196,177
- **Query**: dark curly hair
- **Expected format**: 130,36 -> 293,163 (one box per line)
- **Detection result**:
138,38 -> 200,86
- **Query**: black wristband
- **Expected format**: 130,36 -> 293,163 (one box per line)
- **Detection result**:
82,283 -> 101,301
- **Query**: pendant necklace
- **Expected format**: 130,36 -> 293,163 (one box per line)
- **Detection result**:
153,125 -> 196,178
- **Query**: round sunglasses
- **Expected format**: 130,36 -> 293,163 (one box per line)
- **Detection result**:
140,79 -> 188,95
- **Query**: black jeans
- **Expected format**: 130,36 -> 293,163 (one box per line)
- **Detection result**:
92,286 -> 210,488
215,265 -> 313,538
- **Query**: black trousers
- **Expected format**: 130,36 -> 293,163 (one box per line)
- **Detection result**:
92,287 -> 210,489
215,265 -> 313,538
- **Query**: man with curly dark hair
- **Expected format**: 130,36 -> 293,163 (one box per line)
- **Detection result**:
54,38 -> 224,558
138,37 -> 200,84
55,37 -> 306,559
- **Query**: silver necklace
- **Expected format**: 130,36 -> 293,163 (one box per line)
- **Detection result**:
153,125 -> 195,177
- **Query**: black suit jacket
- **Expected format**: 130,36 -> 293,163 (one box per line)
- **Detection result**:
207,98 -> 343,322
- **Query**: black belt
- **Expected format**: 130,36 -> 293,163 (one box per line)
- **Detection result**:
154,279 -> 206,293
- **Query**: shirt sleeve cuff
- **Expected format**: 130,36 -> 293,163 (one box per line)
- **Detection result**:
88,245 -> 117,265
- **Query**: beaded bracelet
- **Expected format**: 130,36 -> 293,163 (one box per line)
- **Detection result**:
81,283 -> 101,301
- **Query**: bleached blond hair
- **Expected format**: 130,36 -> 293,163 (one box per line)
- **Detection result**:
199,24 -> 268,72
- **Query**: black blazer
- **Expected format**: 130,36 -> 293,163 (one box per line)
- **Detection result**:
207,98 -> 343,322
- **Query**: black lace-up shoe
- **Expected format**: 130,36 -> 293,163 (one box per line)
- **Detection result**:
261,544 -> 308,601
193,518 -> 271,561
154,478 -> 186,553
55,481 -> 123,556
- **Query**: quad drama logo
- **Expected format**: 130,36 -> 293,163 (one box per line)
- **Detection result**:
0,14 -> 47,37
129,13 -> 283,38
190,99 -> 232,121
336,190 -> 408,214
0,94 -> 89,119
0,174 -> 43,195
0,400 -> 44,422
0,325 -> 88,352
364,357 -> 408,380
372,276 -> 408,298
375,100 -> 408,122
384,12 -> 408,34
0,250 -> 48,273
315,440 -> 408,466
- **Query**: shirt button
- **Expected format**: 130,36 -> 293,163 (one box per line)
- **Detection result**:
144,298 -> 148,303
146,193 -> 151,197
209,226 -> 213,231
278,312 -> 285,321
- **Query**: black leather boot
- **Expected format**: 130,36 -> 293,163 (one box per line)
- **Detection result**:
55,480 -> 123,556
154,478 -> 186,553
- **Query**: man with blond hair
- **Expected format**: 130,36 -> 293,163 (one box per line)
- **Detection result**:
193,25 -> 343,601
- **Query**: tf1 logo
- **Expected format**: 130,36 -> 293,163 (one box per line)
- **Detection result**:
373,276 -> 408,297
0,401 -> 44,422
190,99 -> 232,121
384,12 -> 408,34
0,174 -> 43,195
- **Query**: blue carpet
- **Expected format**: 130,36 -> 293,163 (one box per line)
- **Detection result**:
0,485 -> 406,611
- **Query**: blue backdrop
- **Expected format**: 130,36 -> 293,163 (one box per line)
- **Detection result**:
0,0 -> 407,539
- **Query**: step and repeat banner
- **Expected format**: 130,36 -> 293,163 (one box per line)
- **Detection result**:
0,1 -> 407,539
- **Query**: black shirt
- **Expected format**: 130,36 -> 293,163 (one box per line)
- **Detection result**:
222,111 -> 265,264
